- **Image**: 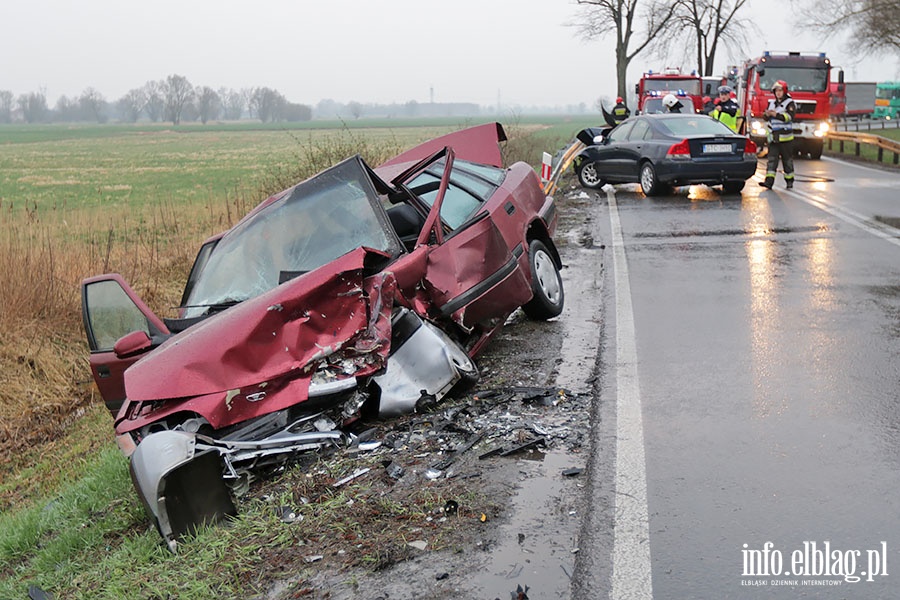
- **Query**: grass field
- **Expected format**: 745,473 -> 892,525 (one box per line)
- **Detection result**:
0,115 -> 597,599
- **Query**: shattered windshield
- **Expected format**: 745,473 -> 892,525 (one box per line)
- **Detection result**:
183,157 -> 397,317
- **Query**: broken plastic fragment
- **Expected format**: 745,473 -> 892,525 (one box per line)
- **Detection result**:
278,506 -> 302,524
333,467 -> 370,487
408,540 -> 428,551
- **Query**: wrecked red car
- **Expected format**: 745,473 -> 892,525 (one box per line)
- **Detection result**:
80,123 -> 564,550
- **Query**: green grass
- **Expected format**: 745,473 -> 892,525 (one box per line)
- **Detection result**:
0,116 -> 596,217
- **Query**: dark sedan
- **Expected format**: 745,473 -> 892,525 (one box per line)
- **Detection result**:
573,114 -> 759,195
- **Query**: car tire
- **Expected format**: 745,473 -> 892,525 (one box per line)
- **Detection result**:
639,162 -> 667,196
522,239 -> 564,320
576,160 -> 605,189
722,181 -> 745,194
808,143 -> 823,160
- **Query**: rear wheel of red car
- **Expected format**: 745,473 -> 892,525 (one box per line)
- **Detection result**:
639,162 -> 668,196
522,239 -> 564,320
577,160 -> 605,189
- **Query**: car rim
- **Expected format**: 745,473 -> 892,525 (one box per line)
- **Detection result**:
640,165 -> 654,191
533,249 -> 561,305
581,163 -> 600,186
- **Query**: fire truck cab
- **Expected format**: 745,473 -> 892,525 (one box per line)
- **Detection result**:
635,67 -> 703,114
736,51 -> 834,159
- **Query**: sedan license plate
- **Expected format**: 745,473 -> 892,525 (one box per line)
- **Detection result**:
703,143 -> 732,154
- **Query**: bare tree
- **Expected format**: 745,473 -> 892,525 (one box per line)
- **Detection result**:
573,0 -> 680,99
793,0 -> 900,56
79,87 -> 107,123
118,88 -> 146,123
656,0 -> 757,76
347,101 -> 363,119
143,80 -> 165,122
0,90 -> 12,123
196,87 -> 221,124
54,95 -> 79,121
18,91 -> 48,123
218,87 -> 245,120
250,87 -> 286,122
163,74 -> 194,125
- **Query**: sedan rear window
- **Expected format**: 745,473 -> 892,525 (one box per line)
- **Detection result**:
656,117 -> 736,137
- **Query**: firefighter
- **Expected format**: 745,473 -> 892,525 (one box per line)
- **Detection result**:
711,85 -> 742,132
701,96 -> 716,115
612,97 -> 631,124
662,94 -> 684,113
760,80 -> 796,189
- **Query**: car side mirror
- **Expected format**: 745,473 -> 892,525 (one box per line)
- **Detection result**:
756,66 -> 765,76
114,330 -> 152,358
593,135 -> 605,144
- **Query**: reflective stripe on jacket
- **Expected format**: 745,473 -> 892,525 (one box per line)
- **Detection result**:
766,96 -> 795,143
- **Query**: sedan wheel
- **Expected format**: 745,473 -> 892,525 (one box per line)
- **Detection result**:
577,160 -> 605,189
522,239 -> 564,320
639,162 -> 668,196
722,181 -> 745,194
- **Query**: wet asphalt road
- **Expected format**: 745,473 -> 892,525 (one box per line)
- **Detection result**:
572,158 -> 900,599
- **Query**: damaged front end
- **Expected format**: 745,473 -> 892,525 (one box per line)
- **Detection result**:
126,302 -> 477,551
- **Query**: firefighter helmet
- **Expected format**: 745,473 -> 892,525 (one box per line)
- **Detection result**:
616,97 -> 624,104
662,94 -> 678,108
772,80 -> 788,92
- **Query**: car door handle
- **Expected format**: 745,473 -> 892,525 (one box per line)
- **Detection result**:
504,202 -> 516,215
97,365 -> 111,378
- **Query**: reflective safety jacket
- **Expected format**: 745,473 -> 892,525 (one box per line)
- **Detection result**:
766,95 -> 796,143
712,99 -> 742,132
613,102 -> 631,124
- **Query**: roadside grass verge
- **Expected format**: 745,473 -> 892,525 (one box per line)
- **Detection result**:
0,411 -> 499,599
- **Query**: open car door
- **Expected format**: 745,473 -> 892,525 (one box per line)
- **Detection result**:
81,274 -> 170,415
403,149 -> 532,333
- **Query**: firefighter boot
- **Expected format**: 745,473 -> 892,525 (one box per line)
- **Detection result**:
758,176 -> 774,189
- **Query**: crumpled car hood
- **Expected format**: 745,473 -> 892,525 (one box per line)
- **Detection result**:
118,248 -> 394,431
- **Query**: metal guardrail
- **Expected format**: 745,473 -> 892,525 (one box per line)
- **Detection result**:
826,130 -> 900,165
833,119 -> 900,132
541,140 -> 585,196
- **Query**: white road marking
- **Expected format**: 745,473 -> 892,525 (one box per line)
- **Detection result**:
786,188 -> 900,249
607,190 -> 654,598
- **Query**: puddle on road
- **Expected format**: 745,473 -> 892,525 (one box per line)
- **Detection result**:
468,449 -> 584,598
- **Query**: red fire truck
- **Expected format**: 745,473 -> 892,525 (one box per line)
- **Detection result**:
635,67 -> 704,114
735,51 -> 835,159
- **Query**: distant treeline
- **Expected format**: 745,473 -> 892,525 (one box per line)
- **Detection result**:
0,74 -> 592,126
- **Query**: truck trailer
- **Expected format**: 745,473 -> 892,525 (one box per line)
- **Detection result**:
830,81 -> 876,120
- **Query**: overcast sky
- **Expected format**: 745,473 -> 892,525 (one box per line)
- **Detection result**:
2,0 -> 896,110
